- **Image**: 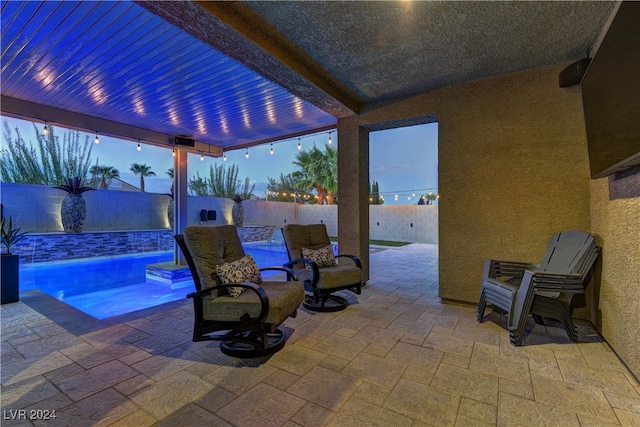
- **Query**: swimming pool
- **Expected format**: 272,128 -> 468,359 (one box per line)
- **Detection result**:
21,243 -> 291,320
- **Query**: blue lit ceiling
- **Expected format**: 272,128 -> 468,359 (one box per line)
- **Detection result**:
1,0 -> 616,152
0,0 -> 336,150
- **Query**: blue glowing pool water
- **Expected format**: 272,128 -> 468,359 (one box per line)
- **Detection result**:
21,243 -> 291,320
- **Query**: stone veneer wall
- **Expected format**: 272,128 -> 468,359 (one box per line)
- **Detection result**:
9,230 -> 173,264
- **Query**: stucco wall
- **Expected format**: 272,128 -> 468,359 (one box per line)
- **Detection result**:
590,176 -> 640,378
438,64 -> 592,304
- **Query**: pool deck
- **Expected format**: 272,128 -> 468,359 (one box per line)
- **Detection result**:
2,244 -> 639,426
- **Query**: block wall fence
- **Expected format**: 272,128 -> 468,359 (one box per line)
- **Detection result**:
1,182 -> 437,263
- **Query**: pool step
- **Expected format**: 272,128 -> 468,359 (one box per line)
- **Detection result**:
145,262 -> 192,288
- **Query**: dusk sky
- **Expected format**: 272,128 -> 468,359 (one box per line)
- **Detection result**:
2,116 -> 438,205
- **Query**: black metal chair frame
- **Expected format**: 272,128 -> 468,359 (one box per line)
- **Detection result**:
175,234 -> 299,357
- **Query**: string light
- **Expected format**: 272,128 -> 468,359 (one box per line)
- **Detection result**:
43,122 -> 49,136
297,139 -> 301,150
172,148 -> 175,157
223,152 -> 227,161
94,131 -> 99,144
270,144 -> 274,155
328,133 -> 332,145
137,141 -> 141,151
245,147 -> 249,158
200,153 -> 204,161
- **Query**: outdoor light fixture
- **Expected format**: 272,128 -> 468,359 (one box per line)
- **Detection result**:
137,142 -> 141,151
223,152 -> 227,161
43,122 -> 49,136
328,133 -> 332,145
245,148 -> 249,158
270,144 -> 274,155
172,148 -> 175,157
297,139 -> 301,150
200,153 -> 204,161
94,131 -> 99,144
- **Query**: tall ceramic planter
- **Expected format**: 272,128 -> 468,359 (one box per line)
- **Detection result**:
167,199 -> 174,227
61,194 -> 87,233
232,201 -> 245,227
53,177 -> 94,233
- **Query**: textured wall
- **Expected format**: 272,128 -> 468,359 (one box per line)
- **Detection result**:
437,64 -> 592,303
590,174 -> 640,378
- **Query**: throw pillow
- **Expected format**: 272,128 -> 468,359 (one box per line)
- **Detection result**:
215,254 -> 262,298
302,245 -> 336,269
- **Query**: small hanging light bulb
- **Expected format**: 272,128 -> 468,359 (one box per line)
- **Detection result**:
223,152 -> 227,161
94,131 -> 99,144
137,142 -> 141,151
408,195 -> 411,200
412,190 -> 415,197
172,148 -> 176,157
43,122 -> 49,136
328,133 -> 332,145
200,153 -> 204,161
394,193 -> 398,201
297,139 -> 301,150
270,144 -> 274,155
245,147 -> 249,158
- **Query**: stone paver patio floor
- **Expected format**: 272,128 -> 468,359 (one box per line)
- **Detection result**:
2,243 -> 639,426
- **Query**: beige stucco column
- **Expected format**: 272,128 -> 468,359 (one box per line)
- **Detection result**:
337,118 -> 370,282
173,148 -> 188,264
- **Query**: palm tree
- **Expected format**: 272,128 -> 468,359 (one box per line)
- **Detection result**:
89,164 -> 120,189
292,144 -> 338,204
129,163 -> 156,192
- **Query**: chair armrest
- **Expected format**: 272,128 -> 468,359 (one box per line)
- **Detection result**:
284,258 -> 319,285
189,282 -> 269,323
529,270 -> 585,292
483,259 -> 538,280
336,254 -> 362,269
260,266 -> 298,281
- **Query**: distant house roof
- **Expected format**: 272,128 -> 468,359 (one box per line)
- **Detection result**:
106,178 -> 140,192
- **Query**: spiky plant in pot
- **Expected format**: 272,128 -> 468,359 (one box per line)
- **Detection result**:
53,177 -> 95,233
1,217 -> 30,304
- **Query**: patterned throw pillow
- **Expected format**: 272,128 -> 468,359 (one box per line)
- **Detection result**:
215,254 -> 262,298
302,245 -> 336,269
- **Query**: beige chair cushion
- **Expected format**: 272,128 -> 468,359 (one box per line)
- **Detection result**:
183,225 -> 245,295
204,281 -> 304,325
294,264 -> 361,290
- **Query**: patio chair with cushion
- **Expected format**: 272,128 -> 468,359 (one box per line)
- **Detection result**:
175,225 -> 304,357
477,230 -> 598,346
282,223 -> 362,312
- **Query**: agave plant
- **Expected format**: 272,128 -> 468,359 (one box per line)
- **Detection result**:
1,217 -> 30,255
53,177 -> 95,194
53,177 -> 94,232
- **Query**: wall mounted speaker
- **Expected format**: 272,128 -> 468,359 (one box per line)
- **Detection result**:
559,57 -> 591,87
175,136 -> 195,147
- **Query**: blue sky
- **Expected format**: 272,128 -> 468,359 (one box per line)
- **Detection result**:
2,116 -> 438,205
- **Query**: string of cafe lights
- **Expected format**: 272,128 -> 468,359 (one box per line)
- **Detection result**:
221,129 -> 335,161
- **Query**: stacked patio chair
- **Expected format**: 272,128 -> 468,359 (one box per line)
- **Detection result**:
477,230 -> 598,346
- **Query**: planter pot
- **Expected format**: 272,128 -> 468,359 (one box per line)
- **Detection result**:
1,254 -> 19,304
232,202 -> 245,227
167,199 -> 174,227
60,194 -> 87,233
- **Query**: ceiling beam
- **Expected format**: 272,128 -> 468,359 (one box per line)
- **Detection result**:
1,96 -> 223,158
135,0 -> 361,118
